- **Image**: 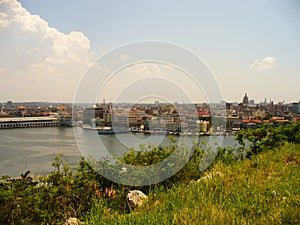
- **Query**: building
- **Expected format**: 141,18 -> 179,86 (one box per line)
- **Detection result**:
83,107 -> 104,125
292,102 -> 300,114
112,114 -> 129,129
17,105 -> 26,117
0,117 -> 59,129
104,112 -> 112,125
6,101 -> 13,109
196,120 -> 210,133
57,105 -> 73,126
83,102 -> 114,126
242,93 -> 249,105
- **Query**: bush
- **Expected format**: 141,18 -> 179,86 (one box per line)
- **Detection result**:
236,121 -> 300,157
0,155 -> 103,224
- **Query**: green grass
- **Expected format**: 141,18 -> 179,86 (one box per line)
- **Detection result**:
85,143 -> 300,225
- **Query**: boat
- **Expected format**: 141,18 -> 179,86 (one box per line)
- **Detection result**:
97,127 -> 115,134
98,127 -> 131,135
130,127 -> 139,132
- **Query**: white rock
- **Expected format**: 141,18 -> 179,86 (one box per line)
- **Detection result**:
65,218 -> 82,225
126,190 -> 148,210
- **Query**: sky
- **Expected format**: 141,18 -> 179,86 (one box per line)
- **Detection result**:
0,0 -> 299,103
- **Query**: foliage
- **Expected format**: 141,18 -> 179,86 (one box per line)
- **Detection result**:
89,135 -> 242,211
236,121 -> 300,157
119,136 -> 204,187
90,136 -> 207,200
0,155 -> 103,224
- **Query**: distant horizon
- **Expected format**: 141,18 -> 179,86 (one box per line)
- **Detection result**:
1,98 -> 299,105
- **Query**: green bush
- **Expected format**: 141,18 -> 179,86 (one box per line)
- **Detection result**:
0,155 -> 103,224
236,121 -> 300,157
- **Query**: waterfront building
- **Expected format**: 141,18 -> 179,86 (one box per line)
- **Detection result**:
57,105 -> 73,126
83,107 -> 104,125
196,120 -> 210,133
0,117 -> 59,129
104,112 -> 112,125
112,113 -> 129,129
225,116 -> 241,130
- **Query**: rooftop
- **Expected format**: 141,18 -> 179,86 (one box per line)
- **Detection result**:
0,116 -> 58,123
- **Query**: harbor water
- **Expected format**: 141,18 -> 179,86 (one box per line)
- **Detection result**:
0,127 -> 240,177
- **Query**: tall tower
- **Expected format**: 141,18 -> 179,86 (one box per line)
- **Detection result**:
242,93 -> 249,105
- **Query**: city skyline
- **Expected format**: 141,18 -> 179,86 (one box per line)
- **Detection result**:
1,93 -> 299,105
0,0 -> 299,103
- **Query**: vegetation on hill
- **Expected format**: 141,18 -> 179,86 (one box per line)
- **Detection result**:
0,122 -> 299,224
87,142 -> 299,225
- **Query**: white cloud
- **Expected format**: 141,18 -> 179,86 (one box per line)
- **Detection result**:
0,11 -> 10,27
251,56 -> 277,71
124,63 -> 165,77
119,54 -> 130,62
0,0 -> 91,101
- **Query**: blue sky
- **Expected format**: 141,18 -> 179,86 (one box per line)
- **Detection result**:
0,0 -> 299,103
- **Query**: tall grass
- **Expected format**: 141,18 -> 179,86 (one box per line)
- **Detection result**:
85,143 -> 300,224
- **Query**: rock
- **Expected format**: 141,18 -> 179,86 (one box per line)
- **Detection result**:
126,190 -> 148,210
65,218 -> 82,225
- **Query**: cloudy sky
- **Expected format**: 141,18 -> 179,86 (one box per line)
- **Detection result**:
0,0 -> 299,103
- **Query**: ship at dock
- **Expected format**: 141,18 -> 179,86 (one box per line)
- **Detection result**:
79,123 -> 131,135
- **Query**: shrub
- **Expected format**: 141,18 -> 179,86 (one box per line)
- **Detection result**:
236,121 -> 300,157
0,155 -> 102,224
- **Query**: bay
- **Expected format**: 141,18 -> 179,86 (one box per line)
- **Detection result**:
0,127 -> 239,177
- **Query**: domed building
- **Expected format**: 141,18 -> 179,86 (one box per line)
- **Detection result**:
242,93 -> 249,105
17,105 -> 26,117
58,105 -> 66,111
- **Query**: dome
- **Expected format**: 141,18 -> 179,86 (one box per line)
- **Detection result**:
58,105 -> 66,110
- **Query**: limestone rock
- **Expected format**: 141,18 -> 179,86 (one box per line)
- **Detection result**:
126,190 -> 148,210
65,217 -> 82,225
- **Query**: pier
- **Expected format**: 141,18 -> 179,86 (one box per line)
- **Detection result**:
0,117 -> 59,129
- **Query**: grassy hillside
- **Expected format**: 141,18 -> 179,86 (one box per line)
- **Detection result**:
86,143 -> 300,224
1,122 -> 299,224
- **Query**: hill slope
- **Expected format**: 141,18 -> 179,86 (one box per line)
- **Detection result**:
87,143 -> 300,224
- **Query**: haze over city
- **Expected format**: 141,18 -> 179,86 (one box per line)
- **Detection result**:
0,0 -> 299,103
